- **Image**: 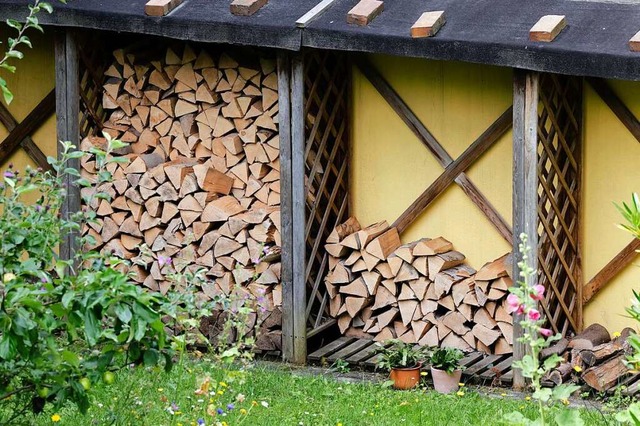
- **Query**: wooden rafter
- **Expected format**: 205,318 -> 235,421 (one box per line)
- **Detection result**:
586,78 -> 640,144
354,57 -> 512,243
0,89 -> 55,168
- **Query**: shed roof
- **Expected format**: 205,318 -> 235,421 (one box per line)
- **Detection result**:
0,0 -> 640,80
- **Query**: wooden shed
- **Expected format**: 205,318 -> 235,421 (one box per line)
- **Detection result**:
2,0 -> 640,389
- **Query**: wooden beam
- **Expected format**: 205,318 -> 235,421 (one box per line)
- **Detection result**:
392,107 -> 512,234
296,0 -> 337,28
145,0 -> 182,16
583,239 -> 640,304
290,54 -> 307,364
278,51 -> 294,363
354,57 -> 512,243
529,15 -> 567,42
0,96 -> 52,171
347,0 -> 383,26
0,90 -> 55,164
629,30 -> 640,52
586,77 -> 640,145
55,30 -> 81,263
512,69 -> 540,390
410,11 -> 446,38
230,0 -> 268,16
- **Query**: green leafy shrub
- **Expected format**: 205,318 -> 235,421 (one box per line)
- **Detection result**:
375,340 -> 429,370
429,346 -> 464,374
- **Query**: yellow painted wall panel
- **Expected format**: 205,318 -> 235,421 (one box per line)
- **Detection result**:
583,82 -> 640,332
351,55 -> 512,268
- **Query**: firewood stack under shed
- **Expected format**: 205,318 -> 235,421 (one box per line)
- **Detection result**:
80,43 -> 283,352
324,217 -> 515,354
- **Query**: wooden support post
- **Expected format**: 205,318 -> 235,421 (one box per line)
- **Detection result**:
291,54 -> 307,364
279,51 -> 307,364
512,69 -> 539,390
55,30 -> 80,263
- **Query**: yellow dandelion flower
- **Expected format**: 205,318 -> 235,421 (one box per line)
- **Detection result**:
561,399 -> 569,406
158,388 -> 164,392
217,390 -> 224,395
420,371 -> 428,376
240,408 -> 247,415
456,391 -> 465,397
219,381 -> 228,387
337,423 -> 343,426
501,393 -> 507,397
613,331 -> 622,338
458,383 -> 465,387
573,365 -> 582,373
51,414 -> 61,422
222,422 -> 228,426
525,396 -> 531,401
252,401 -> 258,406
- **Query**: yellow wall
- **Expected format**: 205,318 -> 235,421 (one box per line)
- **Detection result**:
351,55 -> 513,270
0,28 -> 57,172
583,81 -> 640,332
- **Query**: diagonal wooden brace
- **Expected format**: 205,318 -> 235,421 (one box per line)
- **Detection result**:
0,89 -> 55,167
355,57 -> 512,243
392,107 -> 513,234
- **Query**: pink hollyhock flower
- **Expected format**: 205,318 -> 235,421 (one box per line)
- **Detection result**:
506,294 -> 521,314
539,328 -> 552,337
530,284 -> 545,301
528,308 -> 541,321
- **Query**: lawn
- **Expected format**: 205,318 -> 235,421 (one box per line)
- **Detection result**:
23,359 -> 616,426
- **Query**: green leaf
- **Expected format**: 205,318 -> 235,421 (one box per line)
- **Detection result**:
532,387 -> 552,403
551,384 -> 580,401
0,334 -> 17,359
0,78 -> 14,104
114,304 -> 132,324
5,19 -> 22,30
61,350 -> 80,367
84,308 -> 100,346
40,2 -> 53,13
5,50 -> 23,59
554,409 -> 584,426
143,348 -> 160,366
62,290 -> 76,308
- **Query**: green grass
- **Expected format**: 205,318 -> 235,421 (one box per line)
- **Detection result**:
21,359 -> 615,425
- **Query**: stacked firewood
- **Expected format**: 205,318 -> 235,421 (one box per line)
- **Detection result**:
324,217 -> 514,354
80,44 -> 283,351
542,324 -> 638,392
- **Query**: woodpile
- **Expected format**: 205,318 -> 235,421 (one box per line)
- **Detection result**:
542,324 -> 638,392
81,43 -> 283,351
324,217 -> 515,354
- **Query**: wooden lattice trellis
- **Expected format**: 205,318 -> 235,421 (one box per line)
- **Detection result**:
77,33 -> 109,139
303,51 -> 350,336
536,74 -> 583,336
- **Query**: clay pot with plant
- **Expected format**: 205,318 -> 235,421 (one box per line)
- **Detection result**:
429,346 -> 465,394
376,340 -> 429,390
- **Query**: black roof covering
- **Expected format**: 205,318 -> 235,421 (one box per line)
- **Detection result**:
0,0 -> 317,50
0,0 -> 639,80
304,0 -> 640,81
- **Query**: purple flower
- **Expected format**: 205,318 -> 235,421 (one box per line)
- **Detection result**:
40,276 -> 48,283
3,171 -> 14,179
216,408 -> 224,415
263,246 -> 270,254
35,205 -> 42,212
170,402 -> 179,411
227,403 -> 234,411
251,257 -> 260,265
158,255 -> 172,267
197,419 -> 205,426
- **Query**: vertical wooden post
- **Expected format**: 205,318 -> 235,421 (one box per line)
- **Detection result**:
512,69 -> 539,390
290,54 -> 307,364
55,29 -> 80,262
279,51 -> 307,364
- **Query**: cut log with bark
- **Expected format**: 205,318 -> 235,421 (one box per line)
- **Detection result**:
82,43 -> 283,352
324,218 -> 514,354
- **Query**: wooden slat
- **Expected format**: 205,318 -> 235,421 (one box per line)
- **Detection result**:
512,69 -> 540,390
55,30 -> 81,264
463,354 -> 503,376
392,107 -> 512,234
586,77 -> 640,144
583,239 -> 640,304
479,355 -> 513,380
296,0 -> 338,28
0,89 -> 55,163
327,338 -> 375,362
347,340 -> 388,363
355,57 -> 512,244
307,336 -> 356,361
0,100 -> 51,171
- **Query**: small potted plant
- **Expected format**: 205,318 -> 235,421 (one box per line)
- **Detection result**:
429,346 -> 465,393
376,340 -> 429,390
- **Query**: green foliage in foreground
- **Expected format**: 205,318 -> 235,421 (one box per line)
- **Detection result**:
16,360 -> 614,426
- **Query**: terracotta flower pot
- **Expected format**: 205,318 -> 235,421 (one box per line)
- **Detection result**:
390,365 -> 421,390
430,367 -> 462,394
